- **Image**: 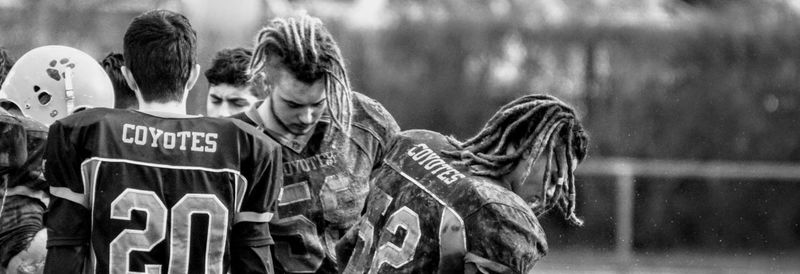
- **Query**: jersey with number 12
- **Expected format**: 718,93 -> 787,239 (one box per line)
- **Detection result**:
45,108 -> 282,274
342,130 -> 548,273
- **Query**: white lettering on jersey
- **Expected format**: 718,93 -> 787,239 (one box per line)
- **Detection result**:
282,151 -> 338,176
406,143 -> 466,184
121,123 -> 219,153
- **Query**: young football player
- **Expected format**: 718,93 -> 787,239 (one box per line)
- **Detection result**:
230,15 -> 400,273
0,107 -> 33,273
99,52 -> 139,110
43,10 -> 283,274
205,47 -> 266,117
0,110 -> 47,274
1,44 -> 114,274
337,94 -> 589,273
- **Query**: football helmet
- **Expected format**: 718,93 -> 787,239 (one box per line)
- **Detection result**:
0,45 -> 114,125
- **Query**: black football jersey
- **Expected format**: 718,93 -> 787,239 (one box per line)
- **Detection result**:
44,108 -> 282,274
231,91 -> 399,273
1,110 -> 49,205
341,130 -> 548,273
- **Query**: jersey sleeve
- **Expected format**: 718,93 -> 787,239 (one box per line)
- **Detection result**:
368,99 -> 400,171
463,203 -> 548,274
350,92 -> 400,170
43,120 -> 91,247
232,126 -> 283,246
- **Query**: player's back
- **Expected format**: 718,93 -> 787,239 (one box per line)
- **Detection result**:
45,108 -> 281,274
342,130 -> 547,273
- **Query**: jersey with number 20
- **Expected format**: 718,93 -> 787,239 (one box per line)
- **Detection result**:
45,108 -> 282,274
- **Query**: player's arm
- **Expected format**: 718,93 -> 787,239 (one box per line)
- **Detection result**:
334,217 -> 362,267
360,97 -> 400,171
462,203 -> 548,274
42,121 -> 90,274
43,238 -> 87,274
229,227 -> 275,274
230,130 -> 284,274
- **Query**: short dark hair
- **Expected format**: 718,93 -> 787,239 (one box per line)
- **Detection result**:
123,10 -> 197,103
100,52 -> 139,109
205,47 -> 266,99
0,47 -> 15,87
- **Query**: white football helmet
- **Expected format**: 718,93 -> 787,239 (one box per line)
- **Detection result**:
0,45 -> 114,125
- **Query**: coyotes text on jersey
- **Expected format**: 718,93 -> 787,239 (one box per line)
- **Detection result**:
341,130 -> 548,274
230,91 -> 399,273
44,108 -> 282,274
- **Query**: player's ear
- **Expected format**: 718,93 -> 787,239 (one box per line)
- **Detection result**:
120,66 -> 144,105
184,64 -> 201,92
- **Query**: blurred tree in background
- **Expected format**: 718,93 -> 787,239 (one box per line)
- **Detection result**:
1,0 -> 798,254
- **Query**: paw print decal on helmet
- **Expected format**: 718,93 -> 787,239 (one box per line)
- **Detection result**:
45,58 -> 76,81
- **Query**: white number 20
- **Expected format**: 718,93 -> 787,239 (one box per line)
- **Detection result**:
108,189 -> 228,274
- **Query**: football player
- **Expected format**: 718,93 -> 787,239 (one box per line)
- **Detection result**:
230,15 -> 400,273
0,107 -> 28,273
0,110 -> 47,274
99,52 -> 138,110
1,44 -> 116,274
337,94 -> 589,273
43,10 -> 283,274
205,47 -> 266,118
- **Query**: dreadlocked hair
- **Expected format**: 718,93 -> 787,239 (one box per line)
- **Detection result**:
442,94 -> 589,226
249,15 -> 353,132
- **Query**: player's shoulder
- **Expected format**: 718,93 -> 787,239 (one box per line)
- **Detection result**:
453,174 -> 535,219
349,91 -> 400,143
225,116 -> 281,151
383,129 -> 455,164
228,110 -> 255,127
393,129 -> 451,150
17,115 -> 47,134
52,107 -> 122,129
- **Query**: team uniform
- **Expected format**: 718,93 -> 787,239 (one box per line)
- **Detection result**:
231,91 -> 399,273
0,109 -> 48,269
44,108 -> 283,274
339,130 -> 548,274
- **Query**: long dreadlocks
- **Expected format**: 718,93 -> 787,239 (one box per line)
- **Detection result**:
249,15 -> 353,132
442,94 -> 589,226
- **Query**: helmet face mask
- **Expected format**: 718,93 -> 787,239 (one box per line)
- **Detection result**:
0,45 -> 114,125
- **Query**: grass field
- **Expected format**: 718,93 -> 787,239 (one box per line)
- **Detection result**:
535,248 -> 800,274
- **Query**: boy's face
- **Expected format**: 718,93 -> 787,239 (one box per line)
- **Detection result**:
267,66 -> 326,135
206,84 -> 258,117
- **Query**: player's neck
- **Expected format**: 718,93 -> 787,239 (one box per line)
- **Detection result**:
137,100 -> 188,115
